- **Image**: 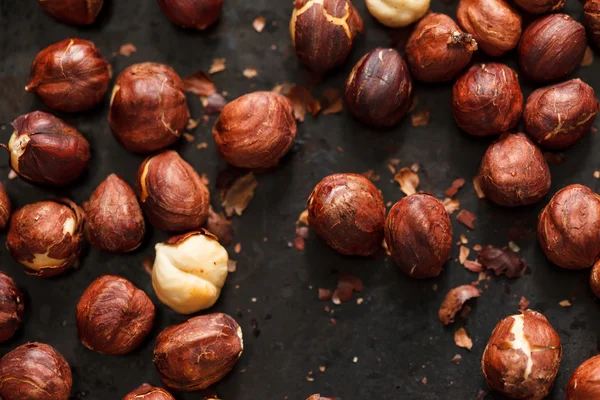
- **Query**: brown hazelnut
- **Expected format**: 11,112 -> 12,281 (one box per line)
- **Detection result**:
405,13 -> 478,83
457,0 -> 522,57
26,38 -> 111,112
482,310 -> 561,400
518,14 -> 587,82
585,0 -> 600,48
7,111 -> 90,186
0,272 -> 24,343
109,63 -> 189,153
477,133 -> 551,207
136,150 -> 210,231
0,182 -> 11,230
0,342 -> 72,400
123,383 -> 175,400
538,184 -> 600,270
290,0 -> 364,74
213,91 -> 297,169
384,193 -> 452,279
158,0 -> 223,30
153,313 -> 243,391
76,275 -> 155,355
452,63 -> 523,136
566,354 -> 600,399
307,173 -> 386,256
307,395 -> 334,400
590,262 -> 600,298
514,0 -> 565,14
344,48 -> 413,127
37,0 -> 103,25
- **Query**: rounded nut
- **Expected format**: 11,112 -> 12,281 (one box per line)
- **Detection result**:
158,0 -> 223,30
8,111 -> 90,186
482,310 -> 561,400
0,182 -> 11,230
153,313 -> 243,391
307,173 -> 386,256
109,62 -> 189,153
566,354 -> 600,399
384,193 -> 452,279
344,48 -> 413,127
585,0 -> 600,48
123,383 -> 175,400
0,272 -> 24,343
37,0 -> 103,25
152,230 -> 228,314
514,0 -> 565,14
213,91 -> 297,169
590,262 -> 600,298
26,38 -> 111,112
365,0 -> 430,28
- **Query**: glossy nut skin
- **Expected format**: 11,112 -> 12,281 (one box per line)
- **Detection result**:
344,48 -> 413,127
518,14 -> 587,83
7,199 -> 85,277
478,133 -> 551,207
123,383 -> 176,400
514,0 -> 565,14
137,151 -> 210,232
457,0 -> 522,57
290,0 -> 364,74
153,313 -> 243,391
109,63 -> 189,153
384,193 -> 453,279
482,311 -> 561,400
585,0 -> 600,48
26,38 -> 111,112
157,0 -> 223,30
37,0 -> 103,25
0,272 -> 24,343
566,355 -> 600,399
307,173 -> 386,256
0,183 -> 11,230
0,342 -> 72,400
452,63 -> 523,136
213,92 -> 297,169
8,111 -> 90,186
76,275 -> 155,355
591,262 -> 600,298
537,184 -> 600,270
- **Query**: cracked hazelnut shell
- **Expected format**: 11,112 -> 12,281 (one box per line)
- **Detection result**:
566,354 -> 600,399
307,173 -> 386,256
123,383 -> 175,400
37,0 -> 103,25
153,313 -> 243,391
109,62 -> 189,153
26,38 -> 111,112
158,0 -> 223,30
0,183 -> 11,230
213,91 -> 297,169
514,0 -> 565,14
585,0 -> 600,48
0,272 -> 24,343
385,193 -> 452,279
482,310 -> 561,400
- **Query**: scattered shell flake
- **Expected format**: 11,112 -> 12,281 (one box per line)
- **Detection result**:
454,328 -> 473,350
243,68 -> 258,79
209,58 -> 226,74
394,168 -> 419,195
253,16 -> 266,33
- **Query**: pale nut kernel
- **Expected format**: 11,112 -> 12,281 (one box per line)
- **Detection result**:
366,0 -> 431,28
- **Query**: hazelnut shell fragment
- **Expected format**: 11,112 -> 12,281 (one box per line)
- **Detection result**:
0,183 -> 11,230
0,272 -> 24,343
37,0 -> 103,25
122,383 -> 175,400
566,354 -> 600,400
439,285 -> 480,325
157,0 -> 223,30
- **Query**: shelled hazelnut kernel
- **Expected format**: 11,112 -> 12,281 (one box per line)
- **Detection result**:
365,0 -> 430,28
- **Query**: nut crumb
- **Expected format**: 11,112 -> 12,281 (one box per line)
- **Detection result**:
454,328 -> 473,350
559,300 -> 572,307
209,58 -> 226,74
242,67 -> 258,79
253,16 -> 266,32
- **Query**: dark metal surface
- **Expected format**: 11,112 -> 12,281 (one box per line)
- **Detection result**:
0,0 -> 599,399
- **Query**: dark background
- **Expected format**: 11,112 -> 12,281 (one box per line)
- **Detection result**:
0,0 -> 599,399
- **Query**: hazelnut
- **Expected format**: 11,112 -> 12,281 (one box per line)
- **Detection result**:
85,174 -> 145,253
477,133 -> 551,207
456,0 -> 522,57
7,199 -> 85,277
136,150 -> 210,232
290,0 -> 364,74
307,173 -> 386,256
109,62 -> 189,153
452,63 -> 523,136
566,354 -> 600,399
365,0 -> 430,28
518,14 -> 587,82
405,13 -> 478,83
37,0 -> 103,25
158,0 -> 223,30
123,383 -> 175,400
482,310 -> 561,400
0,342 -> 72,400
7,111 -> 90,186
0,182 -> 11,230
590,262 -> 600,298
0,272 -> 24,343
76,275 -> 155,355
307,396 -> 334,400
213,91 -> 297,169
344,48 -> 413,127
585,0 -> 600,48
153,313 -> 243,391
384,193 -> 452,279
514,0 -> 565,14
26,38 -> 111,112
537,184 -> 600,270
152,230 -> 228,314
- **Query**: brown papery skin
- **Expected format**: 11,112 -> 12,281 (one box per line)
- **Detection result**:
457,0 -> 522,57
482,310 -> 561,400
307,173 -> 386,256
585,0 -> 600,48
514,0 -> 565,14
518,14 -> 587,83
153,313 -> 243,391
0,272 -> 24,343
122,383 -> 175,400
76,275 -> 155,355
478,133 -> 551,207
37,0 -> 103,25
213,91 -> 297,169
344,48 -> 413,128
384,193 -> 453,279
290,0 -> 364,74
452,63 -> 523,136
0,183 -> 11,230
538,184 -> 600,270
566,354 -> 600,399
109,62 -> 189,153
405,13 -> 477,83
0,342 -> 72,400
26,38 -> 110,112
136,150 -> 210,232
9,111 -> 90,186
438,285 -> 480,325
157,0 -> 223,30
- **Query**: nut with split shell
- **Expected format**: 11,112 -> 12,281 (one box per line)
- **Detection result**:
37,0 -> 103,25
0,272 -> 24,343
157,0 -> 223,30
566,354 -> 600,399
